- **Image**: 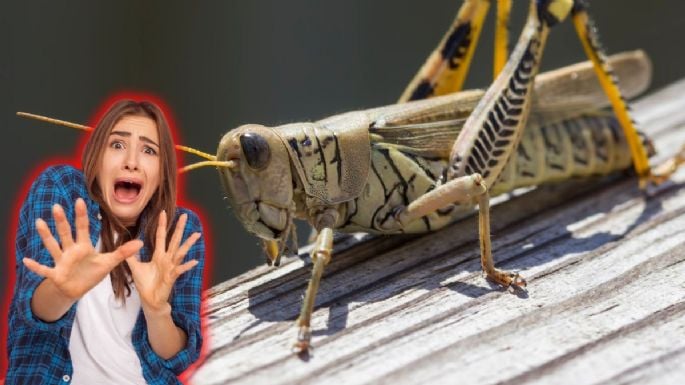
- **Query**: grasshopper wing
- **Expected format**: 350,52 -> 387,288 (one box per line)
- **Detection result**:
368,50 -> 651,159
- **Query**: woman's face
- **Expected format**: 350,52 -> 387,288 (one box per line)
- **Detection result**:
97,115 -> 161,226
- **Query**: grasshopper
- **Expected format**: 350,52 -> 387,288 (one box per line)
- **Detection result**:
190,0 -> 685,353
20,0 -> 685,355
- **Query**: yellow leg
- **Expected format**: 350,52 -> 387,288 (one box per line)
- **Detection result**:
399,0 -> 491,102
493,0 -> 512,79
571,9 -> 651,187
292,227 -> 334,354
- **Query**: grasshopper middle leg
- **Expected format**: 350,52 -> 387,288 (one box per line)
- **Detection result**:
393,173 -> 526,288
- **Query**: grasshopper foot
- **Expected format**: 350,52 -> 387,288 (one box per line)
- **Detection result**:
486,270 -> 527,289
640,144 -> 685,189
291,326 -> 312,355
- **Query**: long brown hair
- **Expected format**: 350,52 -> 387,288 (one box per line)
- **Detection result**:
82,99 -> 177,301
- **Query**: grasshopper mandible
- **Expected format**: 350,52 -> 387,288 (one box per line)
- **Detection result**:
20,0 -> 685,355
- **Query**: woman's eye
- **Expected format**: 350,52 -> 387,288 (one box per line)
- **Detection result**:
143,146 -> 157,156
110,141 -> 125,150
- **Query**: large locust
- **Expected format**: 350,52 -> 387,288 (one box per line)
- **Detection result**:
192,0 -> 685,354
205,48 -> 666,353
21,0 -> 685,355
178,0 -> 685,354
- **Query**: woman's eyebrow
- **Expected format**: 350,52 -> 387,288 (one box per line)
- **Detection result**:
110,130 -> 131,138
140,136 -> 160,148
110,130 -> 160,148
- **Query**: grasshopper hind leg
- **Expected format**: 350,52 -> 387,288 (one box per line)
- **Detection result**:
569,1 -> 670,187
399,0 -> 516,103
398,0 -> 491,103
494,0 -> 512,78
649,145 -> 685,186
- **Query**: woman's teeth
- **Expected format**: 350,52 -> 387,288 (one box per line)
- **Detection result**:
114,181 -> 141,202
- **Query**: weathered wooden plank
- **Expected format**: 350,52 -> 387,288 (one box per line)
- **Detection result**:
189,79 -> 685,385
521,303 -> 685,385
602,346 -> 685,385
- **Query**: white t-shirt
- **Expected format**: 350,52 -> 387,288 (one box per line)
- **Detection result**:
68,239 -> 147,385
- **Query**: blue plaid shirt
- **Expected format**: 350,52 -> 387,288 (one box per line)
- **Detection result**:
6,165 -> 205,384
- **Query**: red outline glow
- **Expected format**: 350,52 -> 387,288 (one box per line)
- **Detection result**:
1,91 -> 213,384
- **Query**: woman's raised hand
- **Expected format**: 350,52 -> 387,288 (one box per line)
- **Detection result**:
126,210 -> 201,314
22,198 -> 143,300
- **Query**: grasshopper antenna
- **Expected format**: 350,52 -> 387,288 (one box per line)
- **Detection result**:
175,145 -> 216,160
17,111 -> 93,131
175,145 -> 236,173
178,159 -> 236,173
16,111 -> 236,173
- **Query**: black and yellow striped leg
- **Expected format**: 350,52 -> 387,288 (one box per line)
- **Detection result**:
571,4 -> 652,187
494,0 -> 512,79
399,0 -> 491,102
394,174 -> 526,288
448,1 -> 557,187
292,227 -> 334,355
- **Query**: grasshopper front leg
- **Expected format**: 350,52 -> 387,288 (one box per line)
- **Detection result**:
293,218 -> 336,354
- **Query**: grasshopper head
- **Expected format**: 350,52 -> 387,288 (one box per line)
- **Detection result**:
216,124 -> 295,257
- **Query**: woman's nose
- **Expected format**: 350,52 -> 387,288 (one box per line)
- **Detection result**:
124,148 -> 139,171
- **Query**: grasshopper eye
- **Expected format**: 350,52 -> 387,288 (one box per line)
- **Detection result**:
240,132 -> 271,170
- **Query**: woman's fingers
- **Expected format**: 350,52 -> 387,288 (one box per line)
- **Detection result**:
173,232 -> 201,264
174,259 -> 199,277
167,213 -> 188,257
106,239 -> 144,268
125,254 -> 142,272
52,204 -> 74,249
74,198 -> 91,245
155,210 -> 168,253
22,257 -> 54,279
35,218 -> 62,262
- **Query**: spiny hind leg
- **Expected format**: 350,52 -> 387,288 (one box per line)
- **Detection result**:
398,0 -> 491,102
573,7 -> 685,186
570,1 -> 657,187
388,173 -> 526,288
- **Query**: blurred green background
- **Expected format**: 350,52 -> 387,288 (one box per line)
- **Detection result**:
1,0 -> 683,300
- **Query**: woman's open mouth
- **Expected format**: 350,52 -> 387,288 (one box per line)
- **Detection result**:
114,179 -> 143,204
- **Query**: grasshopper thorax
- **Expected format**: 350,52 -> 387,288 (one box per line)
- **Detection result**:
217,124 -> 295,242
